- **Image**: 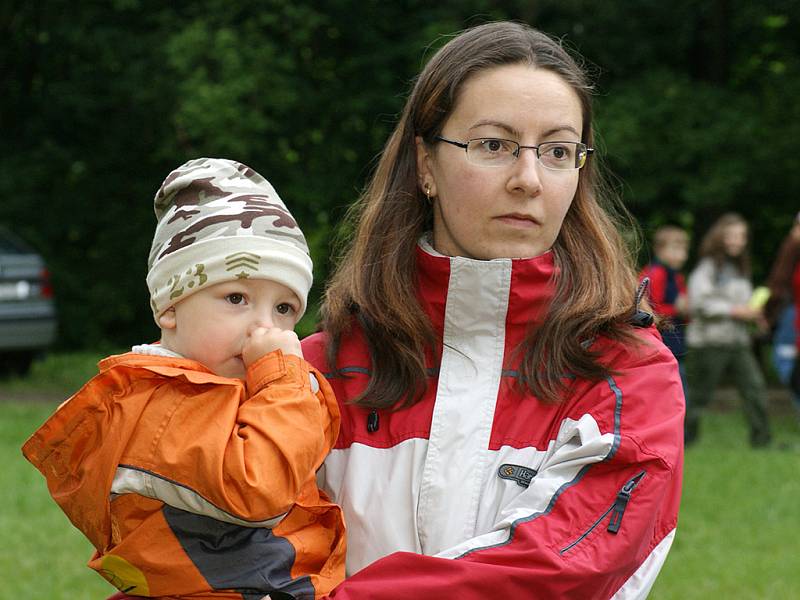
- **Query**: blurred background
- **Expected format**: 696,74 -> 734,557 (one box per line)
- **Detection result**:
2,0 -> 799,353
2,2 -> 800,598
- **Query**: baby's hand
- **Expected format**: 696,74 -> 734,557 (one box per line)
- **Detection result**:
242,327 -> 303,366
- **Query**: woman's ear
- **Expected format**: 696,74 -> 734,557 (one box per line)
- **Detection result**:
158,307 -> 177,330
415,136 -> 437,198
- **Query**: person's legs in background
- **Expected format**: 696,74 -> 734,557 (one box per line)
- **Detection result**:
772,304 -> 800,417
676,356 -> 688,401
684,346 -> 730,445
731,345 -> 772,447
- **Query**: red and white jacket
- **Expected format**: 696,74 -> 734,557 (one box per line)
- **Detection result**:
302,240 -> 684,600
794,261 -> 800,351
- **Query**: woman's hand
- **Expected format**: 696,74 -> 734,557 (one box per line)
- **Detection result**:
243,327 -> 303,366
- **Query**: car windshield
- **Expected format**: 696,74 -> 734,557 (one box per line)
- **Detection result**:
0,229 -> 32,254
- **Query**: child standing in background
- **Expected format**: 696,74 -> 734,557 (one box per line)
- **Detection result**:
684,213 -> 772,447
640,225 -> 690,391
23,158 -> 345,599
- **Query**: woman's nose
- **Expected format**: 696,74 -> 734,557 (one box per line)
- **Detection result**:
507,149 -> 543,196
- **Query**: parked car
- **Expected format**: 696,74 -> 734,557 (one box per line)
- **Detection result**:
0,228 -> 56,374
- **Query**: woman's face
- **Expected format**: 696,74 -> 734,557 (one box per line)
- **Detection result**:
417,64 -> 583,260
723,222 -> 748,257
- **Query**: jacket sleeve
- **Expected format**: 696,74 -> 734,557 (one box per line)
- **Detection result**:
117,351 -> 340,526
324,337 -> 684,600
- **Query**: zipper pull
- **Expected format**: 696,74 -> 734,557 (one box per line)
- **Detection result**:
367,410 -> 380,433
607,471 -> 645,534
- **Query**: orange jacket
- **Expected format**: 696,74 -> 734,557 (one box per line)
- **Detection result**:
22,350 -> 345,599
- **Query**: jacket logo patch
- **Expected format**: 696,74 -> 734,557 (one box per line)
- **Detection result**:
498,464 -> 537,488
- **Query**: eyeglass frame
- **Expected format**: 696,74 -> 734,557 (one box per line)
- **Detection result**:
433,136 -> 594,170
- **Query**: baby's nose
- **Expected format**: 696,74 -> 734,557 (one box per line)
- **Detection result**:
248,315 -> 274,335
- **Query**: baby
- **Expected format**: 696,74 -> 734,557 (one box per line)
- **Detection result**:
23,158 -> 345,599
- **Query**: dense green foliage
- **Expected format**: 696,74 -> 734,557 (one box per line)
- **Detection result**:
3,1 -> 798,349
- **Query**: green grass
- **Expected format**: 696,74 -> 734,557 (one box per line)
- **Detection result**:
0,351 -> 113,395
2,387 -> 799,598
2,401 -> 111,599
650,409 -> 800,599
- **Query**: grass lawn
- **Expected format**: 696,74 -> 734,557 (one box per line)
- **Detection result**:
2,401 -> 111,599
2,360 -> 799,598
649,407 -> 800,599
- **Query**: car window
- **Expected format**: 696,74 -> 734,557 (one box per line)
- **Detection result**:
0,230 -> 33,254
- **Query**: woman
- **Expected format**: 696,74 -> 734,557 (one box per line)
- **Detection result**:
302,21 -> 684,599
684,213 -> 771,446
765,212 -> 800,414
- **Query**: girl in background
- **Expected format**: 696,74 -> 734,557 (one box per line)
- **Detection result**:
685,213 -> 772,447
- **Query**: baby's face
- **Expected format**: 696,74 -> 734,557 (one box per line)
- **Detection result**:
158,279 -> 301,379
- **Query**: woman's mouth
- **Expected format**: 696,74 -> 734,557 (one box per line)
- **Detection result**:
495,213 -> 539,228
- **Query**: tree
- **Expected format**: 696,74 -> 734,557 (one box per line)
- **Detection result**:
2,1 -> 798,349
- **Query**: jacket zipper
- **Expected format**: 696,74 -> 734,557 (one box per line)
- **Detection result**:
559,470 -> 646,554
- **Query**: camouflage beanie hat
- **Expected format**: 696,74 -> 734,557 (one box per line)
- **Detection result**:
146,158 -> 313,323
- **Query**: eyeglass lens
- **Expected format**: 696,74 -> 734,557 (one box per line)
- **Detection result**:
467,139 -> 586,170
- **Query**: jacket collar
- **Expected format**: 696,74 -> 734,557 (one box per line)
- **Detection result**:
97,350 -> 238,386
415,236 -> 557,333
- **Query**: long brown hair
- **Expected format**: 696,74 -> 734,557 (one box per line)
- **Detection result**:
698,212 -> 751,275
322,21 -> 643,408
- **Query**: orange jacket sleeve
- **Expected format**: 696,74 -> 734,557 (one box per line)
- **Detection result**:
132,351 -> 340,523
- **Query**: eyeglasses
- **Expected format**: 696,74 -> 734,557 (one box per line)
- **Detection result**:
434,136 -> 593,171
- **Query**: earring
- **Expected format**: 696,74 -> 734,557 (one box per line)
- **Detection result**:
424,183 -> 432,202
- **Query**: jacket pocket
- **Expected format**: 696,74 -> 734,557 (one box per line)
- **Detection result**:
559,470 -> 646,555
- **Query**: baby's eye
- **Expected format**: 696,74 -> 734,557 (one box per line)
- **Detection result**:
276,303 -> 296,315
226,293 -> 245,305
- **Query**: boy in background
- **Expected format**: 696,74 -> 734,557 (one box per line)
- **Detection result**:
640,225 -> 690,391
23,158 -> 345,599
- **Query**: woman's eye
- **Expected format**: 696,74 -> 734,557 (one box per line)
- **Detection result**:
226,293 -> 245,305
276,303 -> 296,315
542,144 -> 574,160
479,138 -> 512,154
